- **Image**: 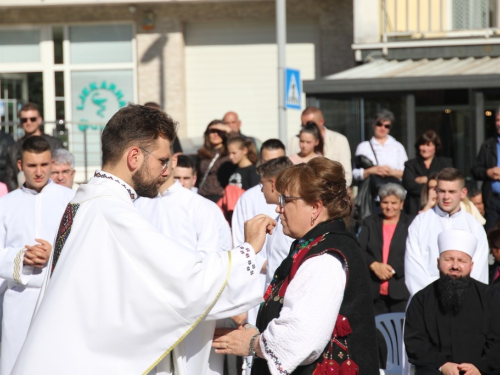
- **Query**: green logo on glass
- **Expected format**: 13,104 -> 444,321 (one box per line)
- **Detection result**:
77,81 -> 127,131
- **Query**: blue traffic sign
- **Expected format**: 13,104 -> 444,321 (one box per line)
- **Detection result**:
285,68 -> 301,110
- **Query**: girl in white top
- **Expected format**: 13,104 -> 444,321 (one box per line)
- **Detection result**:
288,122 -> 324,165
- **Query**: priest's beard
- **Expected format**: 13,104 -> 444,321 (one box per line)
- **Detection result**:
437,273 -> 471,315
132,161 -> 162,198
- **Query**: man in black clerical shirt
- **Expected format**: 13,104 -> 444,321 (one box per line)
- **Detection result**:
405,229 -> 500,375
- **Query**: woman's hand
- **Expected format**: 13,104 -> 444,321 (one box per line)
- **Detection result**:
363,165 -> 390,179
414,176 -> 428,184
369,261 -> 394,280
212,326 -> 259,356
210,123 -> 232,134
421,188 -> 438,212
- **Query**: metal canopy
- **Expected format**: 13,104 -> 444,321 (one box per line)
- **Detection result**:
304,57 -> 500,94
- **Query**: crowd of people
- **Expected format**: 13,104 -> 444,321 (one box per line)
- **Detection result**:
0,101 -> 499,375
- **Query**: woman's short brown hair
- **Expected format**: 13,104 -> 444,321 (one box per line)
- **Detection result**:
415,130 -> 442,155
275,157 -> 352,220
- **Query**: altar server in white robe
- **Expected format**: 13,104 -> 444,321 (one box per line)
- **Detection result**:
135,155 -> 232,375
257,156 -> 295,287
405,168 -> 488,296
232,139 -> 286,290
0,136 -> 75,375
12,104 -> 275,375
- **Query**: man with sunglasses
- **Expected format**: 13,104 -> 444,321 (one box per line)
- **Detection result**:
4,102 -> 63,192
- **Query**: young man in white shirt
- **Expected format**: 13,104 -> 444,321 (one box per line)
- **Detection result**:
173,154 -> 198,193
0,136 -> 74,375
405,168 -> 489,296
257,156 -> 295,286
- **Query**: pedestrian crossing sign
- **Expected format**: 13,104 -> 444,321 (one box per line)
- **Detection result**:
285,68 -> 301,110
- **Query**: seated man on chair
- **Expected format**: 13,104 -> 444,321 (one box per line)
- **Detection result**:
404,229 -> 500,375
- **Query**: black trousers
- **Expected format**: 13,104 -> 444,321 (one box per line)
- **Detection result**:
485,194 -> 500,231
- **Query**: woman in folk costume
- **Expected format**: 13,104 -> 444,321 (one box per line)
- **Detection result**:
213,157 -> 379,375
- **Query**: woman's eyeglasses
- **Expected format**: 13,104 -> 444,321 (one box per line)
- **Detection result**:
278,194 -> 303,208
375,121 -> 391,129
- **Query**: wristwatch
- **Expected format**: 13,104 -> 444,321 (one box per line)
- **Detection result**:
249,333 -> 260,358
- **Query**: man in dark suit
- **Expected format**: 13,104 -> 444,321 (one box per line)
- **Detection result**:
488,228 -> 500,286
4,103 -> 63,191
471,106 -> 500,230
359,182 -> 412,314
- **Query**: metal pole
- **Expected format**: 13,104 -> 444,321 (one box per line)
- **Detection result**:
276,0 -> 287,141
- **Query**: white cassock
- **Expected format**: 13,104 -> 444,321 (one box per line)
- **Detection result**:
265,217 -> 294,287
405,205 -> 489,296
135,180 -> 232,375
232,185 -> 276,322
12,171 -> 263,375
0,181 -> 75,375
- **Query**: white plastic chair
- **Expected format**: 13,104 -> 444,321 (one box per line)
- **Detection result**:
375,312 -> 406,375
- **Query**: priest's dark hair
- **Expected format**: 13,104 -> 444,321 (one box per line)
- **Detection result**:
276,157 -> 352,222
176,155 -> 196,174
21,136 -> 51,160
101,104 -> 177,167
437,168 -> 465,188
260,139 -> 285,154
257,156 -> 292,178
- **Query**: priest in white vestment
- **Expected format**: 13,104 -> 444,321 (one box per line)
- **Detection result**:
135,157 -> 232,375
405,168 -> 488,296
12,104 -> 274,375
0,136 -> 75,375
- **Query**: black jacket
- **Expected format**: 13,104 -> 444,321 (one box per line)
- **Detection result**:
0,131 -> 15,183
402,156 -> 453,216
489,262 -> 500,286
471,137 -> 497,209
405,278 -> 500,373
5,134 -> 63,191
359,212 -> 413,301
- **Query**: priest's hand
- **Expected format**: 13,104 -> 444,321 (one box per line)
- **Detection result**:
245,214 -> 277,254
369,261 -> 394,280
24,239 -> 52,268
212,325 -> 260,357
440,362 -> 460,375
458,363 -> 481,375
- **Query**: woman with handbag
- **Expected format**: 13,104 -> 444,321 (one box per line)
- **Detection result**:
212,158 -> 379,375
196,120 -> 235,202
353,109 -> 408,213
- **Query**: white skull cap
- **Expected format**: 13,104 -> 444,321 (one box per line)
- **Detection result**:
438,229 -> 477,258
